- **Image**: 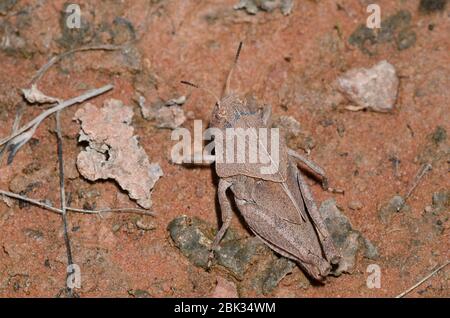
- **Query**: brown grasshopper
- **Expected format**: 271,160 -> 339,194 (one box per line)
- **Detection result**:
181,43 -> 341,281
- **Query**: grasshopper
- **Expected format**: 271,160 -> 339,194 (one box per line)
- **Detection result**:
181,43 -> 341,281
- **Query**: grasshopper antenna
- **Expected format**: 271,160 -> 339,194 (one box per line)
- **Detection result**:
224,41 -> 243,96
181,80 -> 221,106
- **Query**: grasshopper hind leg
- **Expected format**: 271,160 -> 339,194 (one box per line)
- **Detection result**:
296,170 -> 341,265
208,178 -> 234,268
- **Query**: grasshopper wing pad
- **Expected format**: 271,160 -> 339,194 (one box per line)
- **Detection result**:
215,110 -> 288,182
230,164 -> 331,279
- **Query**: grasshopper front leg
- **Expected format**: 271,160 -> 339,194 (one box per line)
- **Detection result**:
288,148 -> 343,193
208,178 -> 234,268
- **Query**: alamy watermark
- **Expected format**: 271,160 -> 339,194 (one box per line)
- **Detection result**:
366,264 -> 381,289
366,4 -> 381,29
67,264 -> 81,289
171,120 -> 281,175
65,4 -> 81,29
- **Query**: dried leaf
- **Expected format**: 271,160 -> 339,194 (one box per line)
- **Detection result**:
22,84 -> 59,104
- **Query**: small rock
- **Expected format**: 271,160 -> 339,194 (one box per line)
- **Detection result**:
349,10 -> 414,54
396,29 -> 416,50
111,17 -> 136,45
128,289 -> 150,298
0,20 -> 23,55
77,188 -> 100,200
234,0 -> 259,14
336,122 -> 345,137
320,199 -> 376,275
167,215 -> 214,269
378,195 -> 407,223
234,0 -> 293,15
337,60 -> 399,112
1,195 -> 13,207
168,215 -> 302,294
23,228 -> 44,241
275,115 -> 301,138
415,126 -> 448,164
120,45 -> 142,73
136,218 -> 156,231
165,96 -> 186,106
195,184 -> 205,198
280,0 -> 294,15
378,11 -> 412,43
211,276 -> 238,298
431,126 -> 447,144
112,223 -> 122,233
64,157 -> 79,180
216,237 -> 268,279
0,0 -> 17,15
419,0 -> 447,13
431,191 -> 449,213
8,274 -> 31,294
153,106 -> 186,129
139,96 -> 186,129
361,237 -> 379,260
261,258 -> 296,295
22,162 -> 41,175
273,116 -> 314,152
348,200 -> 364,211
9,175 -> 42,194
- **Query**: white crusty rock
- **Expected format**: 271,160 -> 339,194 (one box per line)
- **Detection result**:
74,99 -> 163,209
337,60 -> 399,112
138,95 -> 186,129
234,0 -> 293,15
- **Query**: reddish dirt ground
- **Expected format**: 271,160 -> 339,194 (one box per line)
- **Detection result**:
0,0 -> 448,297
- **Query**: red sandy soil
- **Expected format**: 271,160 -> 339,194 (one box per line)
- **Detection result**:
0,0 -> 448,297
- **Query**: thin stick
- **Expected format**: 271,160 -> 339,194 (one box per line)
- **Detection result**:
55,111 -> 74,297
66,207 -> 157,216
0,103 -> 24,163
396,261 -> 450,298
30,45 -> 122,85
0,84 -> 113,147
397,163 -> 432,211
0,189 -> 66,214
0,190 -> 156,216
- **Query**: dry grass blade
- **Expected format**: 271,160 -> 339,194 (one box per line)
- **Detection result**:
0,85 -> 114,150
397,163 -> 432,212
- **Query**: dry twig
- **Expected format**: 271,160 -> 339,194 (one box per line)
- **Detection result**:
0,189 -> 156,217
397,163 -> 432,212
30,45 -> 122,85
396,261 -> 450,298
55,111 -> 75,297
0,85 -> 113,163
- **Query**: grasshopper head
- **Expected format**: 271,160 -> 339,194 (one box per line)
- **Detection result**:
210,93 -> 250,129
